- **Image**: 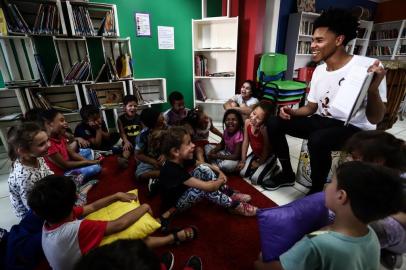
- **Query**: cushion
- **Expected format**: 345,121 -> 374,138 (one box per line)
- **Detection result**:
257,192 -> 329,262
86,189 -> 161,245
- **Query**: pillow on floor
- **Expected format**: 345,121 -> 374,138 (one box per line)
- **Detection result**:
257,192 -> 329,262
86,189 -> 161,245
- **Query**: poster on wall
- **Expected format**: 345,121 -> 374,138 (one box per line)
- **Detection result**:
134,12 -> 151,37
158,26 -> 175,50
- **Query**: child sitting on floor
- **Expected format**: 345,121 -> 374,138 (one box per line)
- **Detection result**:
163,91 -> 190,127
254,161 -> 405,270
238,101 -> 280,186
28,175 -> 197,270
185,106 -> 222,162
158,126 -> 257,226
74,105 -> 120,151
344,130 -> 406,269
135,108 -> 166,182
223,80 -> 259,118
117,95 -> 142,168
42,109 -> 101,179
7,122 -> 54,219
205,109 -> 244,173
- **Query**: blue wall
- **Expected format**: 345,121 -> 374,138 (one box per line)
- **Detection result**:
275,0 -> 378,53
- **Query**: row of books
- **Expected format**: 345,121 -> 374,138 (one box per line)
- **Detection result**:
299,20 -> 314,36
34,55 -> 61,87
297,41 -> 311,54
33,4 -> 61,35
371,29 -> 399,40
26,89 -> 75,113
367,46 -> 394,56
195,55 -> 209,76
3,3 -> 30,33
97,10 -> 116,37
347,45 -> 364,55
64,56 -> 91,83
71,5 -> 95,36
85,86 -> 146,109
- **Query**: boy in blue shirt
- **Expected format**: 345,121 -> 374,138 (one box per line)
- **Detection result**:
254,161 -> 404,270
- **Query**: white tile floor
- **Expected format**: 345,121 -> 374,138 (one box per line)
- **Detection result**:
1,119 -> 406,268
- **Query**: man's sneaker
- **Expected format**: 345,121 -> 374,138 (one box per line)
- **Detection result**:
230,192 -> 252,203
185,255 -> 202,270
148,178 -> 160,195
231,202 -> 257,216
161,251 -> 174,270
261,172 -> 295,191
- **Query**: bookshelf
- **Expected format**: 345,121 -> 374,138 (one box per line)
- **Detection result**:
130,78 -> 167,106
285,12 -> 373,79
192,16 -> 238,123
53,37 -> 92,84
285,12 -> 320,80
25,84 -> 82,113
346,20 -> 373,56
2,0 -> 67,36
101,37 -> 133,80
64,1 -> 119,37
0,36 -> 40,87
82,81 -> 126,109
367,20 -> 406,60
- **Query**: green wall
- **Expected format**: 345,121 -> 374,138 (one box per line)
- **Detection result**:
94,0 -> 202,110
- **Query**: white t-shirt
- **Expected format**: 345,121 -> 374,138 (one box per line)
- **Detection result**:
308,55 -> 387,130
230,94 -> 259,107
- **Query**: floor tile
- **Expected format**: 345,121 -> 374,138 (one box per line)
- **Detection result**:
0,197 -> 19,230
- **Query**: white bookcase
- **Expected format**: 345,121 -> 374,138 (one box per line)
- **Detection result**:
285,12 -> 373,79
192,16 -> 238,123
346,20 -> 373,56
130,78 -> 167,106
367,20 -> 406,60
285,12 -> 319,80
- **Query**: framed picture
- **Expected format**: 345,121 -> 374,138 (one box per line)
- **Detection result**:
134,12 -> 151,37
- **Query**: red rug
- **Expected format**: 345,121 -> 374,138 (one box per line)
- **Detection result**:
87,156 -> 278,270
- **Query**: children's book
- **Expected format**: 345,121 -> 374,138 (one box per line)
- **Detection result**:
0,8 -> 8,35
329,65 -> 373,126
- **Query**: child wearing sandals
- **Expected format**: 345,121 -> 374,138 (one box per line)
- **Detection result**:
28,175 -> 197,270
344,130 -> 406,269
185,106 -> 223,162
237,101 -> 280,185
205,109 -> 244,173
7,122 -> 96,219
42,109 -> 101,179
158,126 -> 257,225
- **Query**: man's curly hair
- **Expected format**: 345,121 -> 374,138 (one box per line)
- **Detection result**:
313,8 -> 359,46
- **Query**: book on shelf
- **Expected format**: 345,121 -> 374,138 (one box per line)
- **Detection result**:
298,41 -> 311,54
195,55 -> 208,76
33,4 -> 61,35
106,57 -> 119,80
195,80 -> 207,101
105,89 -> 123,104
371,28 -> 399,40
329,65 -> 373,126
133,85 -> 145,104
72,5 -> 95,36
4,3 -> 30,34
34,54 -> 49,87
0,8 -> 8,35
0,112 -> 21,121
116,54 -> 132,78
208,71 -> 235,77
49,63 -> 61,85
64,56 -> 91,83
299,20 -> 314,36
